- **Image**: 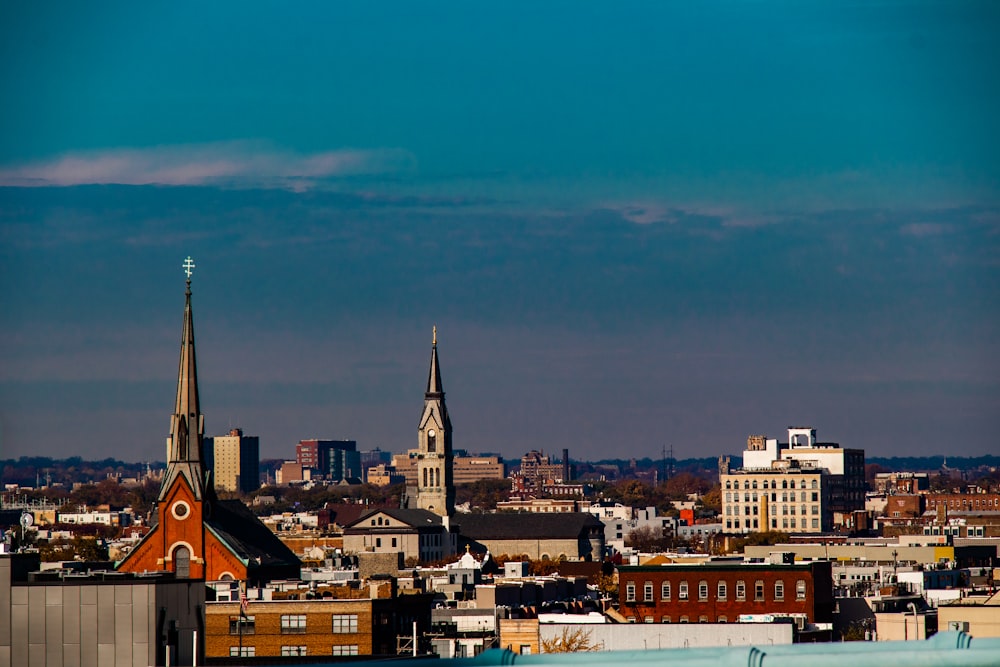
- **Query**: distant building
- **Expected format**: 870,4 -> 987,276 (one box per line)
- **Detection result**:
296,439 -> 361,482
459,512 -> 604,561
393,453 -> 505,486
205,427 -> 259,493
342,508 -> 458,563
617,558 -> 835,625
719,427 -> 865,534
366,463 -> 406,487
205,584 -> 435,659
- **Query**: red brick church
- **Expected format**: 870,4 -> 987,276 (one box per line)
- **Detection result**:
117,265 -> 299,583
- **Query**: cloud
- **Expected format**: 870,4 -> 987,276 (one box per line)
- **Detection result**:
0,141 -> 415,189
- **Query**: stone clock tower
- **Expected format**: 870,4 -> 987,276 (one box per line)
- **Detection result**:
416,327 -> 455,517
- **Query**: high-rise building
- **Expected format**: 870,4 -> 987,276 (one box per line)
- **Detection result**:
719,427 -> 865,535
296,439 -> 361,481
414,327 -> 455,517
205,427 -> 260,493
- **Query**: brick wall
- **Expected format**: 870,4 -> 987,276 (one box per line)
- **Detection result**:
617,562 -> 833,624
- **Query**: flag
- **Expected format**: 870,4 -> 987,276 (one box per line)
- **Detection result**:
240,590 -> 249,617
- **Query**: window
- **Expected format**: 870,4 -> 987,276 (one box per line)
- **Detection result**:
678,581 -> 689,600
717,581 -> 727,600
796,580 -> 807,600
811,479 -> 818,489
718,616 -> 728,623
332,645 -> 359,656
173,545 -> 190,578
392,538 -> 397,548
811,492 -> 819,502
644,581 -> 654,602
680,616 -> 689,623
229,615 -> 255,635
736,580 -> 746,600
661,581 -> 671,600
812,505 -> 819,515
645,616 -> 655,623
698,580 -> 708,600
662,616 -> 671,623
774,581 -> 784,600
812,518 -> 819,529
281,614 -> 307,633
755,580 -> 764,601
230,647 -> 255,657
520,646 -> 533,654
625,582 -> 636,602
699,616 -> 709,623
281,646 -> 307,657
332,614 -> 358,633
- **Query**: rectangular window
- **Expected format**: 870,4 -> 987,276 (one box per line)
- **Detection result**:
625,582 -> 636,602
755,581 -> 764,601
736,580 -> 746,600
796,580 -> 807,600
376,537 -> 382,548
230,647 -> 255,657
679,581 -> 689,600
281,614 -> 307,633
717,581 -> 727,600
281,646 -> 307,657
661,582 -> 671,600
332,645 -> 359,656
392,538 -> 397,547
644,582 -> 654,602
332,614 -> 358,634
229,615 -> 255,635
812,518 -> 819,528
774,581 -> 784,600
520,645 -> 532,654
698,581 -> 708,600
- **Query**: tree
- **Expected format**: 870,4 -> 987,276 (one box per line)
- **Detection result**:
541,628 -> 603,653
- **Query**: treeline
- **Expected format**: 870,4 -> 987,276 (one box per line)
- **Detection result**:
866,455 -> 1000,471
1,457 -> 163,488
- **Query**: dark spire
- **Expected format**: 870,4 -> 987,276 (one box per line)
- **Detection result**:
159,260 -> 207,501
425,325 -> 444,397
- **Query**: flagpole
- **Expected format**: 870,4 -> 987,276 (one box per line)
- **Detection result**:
238,581 -> 245,656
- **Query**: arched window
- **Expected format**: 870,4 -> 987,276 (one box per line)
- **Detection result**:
427,433 -> 436,453
423,468 -> 428,486
174,545 -> 190,578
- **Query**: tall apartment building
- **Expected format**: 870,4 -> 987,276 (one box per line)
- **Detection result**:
719,427 -> 865,534
296,439 -> 361,482
205,428 -> 260,493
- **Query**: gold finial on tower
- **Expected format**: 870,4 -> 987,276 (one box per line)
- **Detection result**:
433,325 -> 437,346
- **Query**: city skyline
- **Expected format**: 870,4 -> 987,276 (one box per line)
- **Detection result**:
1,2 -> 998,462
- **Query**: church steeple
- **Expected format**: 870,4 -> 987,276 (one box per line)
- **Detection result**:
426,325 -> 444,396
159,258 -> 208,501
416,326 -> 454,517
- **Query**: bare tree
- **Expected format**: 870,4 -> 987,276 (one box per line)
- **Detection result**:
540,628 -> 604,653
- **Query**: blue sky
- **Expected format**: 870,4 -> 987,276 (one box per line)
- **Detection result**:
1,2 -> 998,462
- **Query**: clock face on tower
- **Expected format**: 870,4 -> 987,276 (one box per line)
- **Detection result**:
428,429 -> 436,438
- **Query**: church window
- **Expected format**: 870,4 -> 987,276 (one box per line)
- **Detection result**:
427,431 -> 436,453
423,469 -> 428,486
173,546 -> 190,578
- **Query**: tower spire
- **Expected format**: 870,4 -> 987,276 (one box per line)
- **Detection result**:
426,326 -> 444,396
159,258 -> 207,501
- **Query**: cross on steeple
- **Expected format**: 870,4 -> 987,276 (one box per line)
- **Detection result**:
182,256 -> 196,279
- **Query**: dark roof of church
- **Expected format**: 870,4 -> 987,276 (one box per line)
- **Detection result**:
205,499 -> 301,573
458,512 -> 603,539
345,507 -> 449,530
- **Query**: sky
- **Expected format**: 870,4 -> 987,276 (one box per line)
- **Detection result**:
1,1 -> 998,464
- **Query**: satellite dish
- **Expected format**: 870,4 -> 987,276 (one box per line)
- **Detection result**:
20,513 -> 33,529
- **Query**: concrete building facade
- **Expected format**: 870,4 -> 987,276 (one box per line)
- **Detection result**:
720,427 -> 865,534
205,427 -> 259,493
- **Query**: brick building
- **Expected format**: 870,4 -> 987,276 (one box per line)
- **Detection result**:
205,590 -> 434,659
925,493 -> 1000,514
617,559 -> 834,624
